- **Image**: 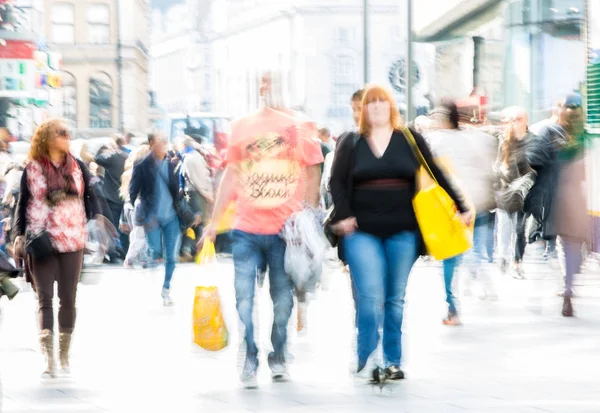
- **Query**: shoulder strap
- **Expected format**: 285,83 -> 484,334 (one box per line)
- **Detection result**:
401,128 -> 438,185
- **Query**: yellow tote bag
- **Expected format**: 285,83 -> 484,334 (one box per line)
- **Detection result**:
195,239 -> 216,265
192,286 -> 229,351
402,128 -> 473,261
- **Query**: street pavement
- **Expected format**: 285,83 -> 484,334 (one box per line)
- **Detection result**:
1,248 -> 600,413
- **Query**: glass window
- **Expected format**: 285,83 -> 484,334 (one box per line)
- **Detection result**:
61,72 -> 77,130
89,72 -> 113,128
52,3 -> 74,43
88,3 -> 110,44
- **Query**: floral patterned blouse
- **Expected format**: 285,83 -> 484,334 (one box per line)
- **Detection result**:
24,160 -> 87,253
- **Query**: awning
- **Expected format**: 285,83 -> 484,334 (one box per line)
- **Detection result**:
415,0 -> 504,43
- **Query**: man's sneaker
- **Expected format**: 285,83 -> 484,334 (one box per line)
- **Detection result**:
384,365 -> 405,380
268,353 -> 289,382
240,359 -> 258,389
161,288 -> 174,306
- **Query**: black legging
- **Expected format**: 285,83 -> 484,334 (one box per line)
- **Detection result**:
514,211 -> 527,263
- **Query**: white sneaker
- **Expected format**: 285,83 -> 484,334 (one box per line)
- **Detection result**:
161,288 -> 174,306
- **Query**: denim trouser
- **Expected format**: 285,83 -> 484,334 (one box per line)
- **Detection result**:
442,255 -> 462,315
497,210 -> 527,262
557,236 -> 583,298
146,217 -> 181,290
232,230 -> 293,365
465,213 -> 492,273
344,230 -> 417,368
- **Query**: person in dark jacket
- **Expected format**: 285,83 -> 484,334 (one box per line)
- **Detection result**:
95,139 -> 128,258
129,134 -> 199,306
329,85 -> 471,383
13,119 -> 101,378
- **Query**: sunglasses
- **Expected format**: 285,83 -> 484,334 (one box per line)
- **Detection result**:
56,129 -> 71,139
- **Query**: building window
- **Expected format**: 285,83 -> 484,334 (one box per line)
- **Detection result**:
89,72 -> 112,128
88,3 -> 110,44
51,3 -> 74,44
335,27 -> 354,45
61,72 -> 77,129
334,55 -> 354,79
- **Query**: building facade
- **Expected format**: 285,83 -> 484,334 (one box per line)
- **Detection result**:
417,0 -> 587,122
44,0 -> 151,133
150,0 -> 435,135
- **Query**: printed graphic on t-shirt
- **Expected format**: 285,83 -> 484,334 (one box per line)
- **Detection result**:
240,127 -> 301,209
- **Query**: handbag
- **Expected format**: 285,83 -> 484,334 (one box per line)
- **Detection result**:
323,207 -> 339,247
157,166 -> 195,227
402,128 -> 473,261
496,172 -> 536,213
26,230 -> 55,262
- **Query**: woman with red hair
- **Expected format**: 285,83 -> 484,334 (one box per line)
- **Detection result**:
13,119 -> 100,378
330,85 -> 470,382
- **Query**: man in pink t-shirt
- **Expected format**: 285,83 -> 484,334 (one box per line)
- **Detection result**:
202,72 -> 323,388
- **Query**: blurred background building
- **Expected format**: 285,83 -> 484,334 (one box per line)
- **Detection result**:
0,0 -> 151,140
150,0 -> 436,135
44,0 -> 151,134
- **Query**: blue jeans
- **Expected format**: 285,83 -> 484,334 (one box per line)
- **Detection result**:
232,230 -> 293,365
466,213 -> 491,272
443,255 -> 462,315
344,230 -> 418,368
146,217 -> 181,290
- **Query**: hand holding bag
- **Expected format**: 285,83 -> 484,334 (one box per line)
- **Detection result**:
402,128 -> 473,261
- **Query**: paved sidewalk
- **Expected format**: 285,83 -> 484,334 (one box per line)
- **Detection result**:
1,255 -> 600,413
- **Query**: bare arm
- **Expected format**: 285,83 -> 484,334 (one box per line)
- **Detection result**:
305,164 -> 321,208
208,164 -> 239,229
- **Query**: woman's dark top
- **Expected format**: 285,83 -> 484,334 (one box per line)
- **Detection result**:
330,128 -> 468,238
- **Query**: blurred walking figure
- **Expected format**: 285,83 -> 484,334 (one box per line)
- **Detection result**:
120,144 -> 151,267
174,136 -> 214,262
201,71 -> 323,388
330,85 -> 469,382
13,119 -> 100,378
494,107 -> 535,279
129,134 -> 200,306
427,101 -> 497,323
550,95 -> 589,316
94,138 -> 128,260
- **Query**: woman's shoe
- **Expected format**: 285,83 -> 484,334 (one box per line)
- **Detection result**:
442,313 -> 462,326
371,366 -> 387,384
562,297 -> 574,317
385,365 -> 405,380
40,329 -> 55,378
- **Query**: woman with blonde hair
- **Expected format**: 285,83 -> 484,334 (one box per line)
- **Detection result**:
329,85 -> 470,382
120,143 -> 151,267
13,119 -> 100,378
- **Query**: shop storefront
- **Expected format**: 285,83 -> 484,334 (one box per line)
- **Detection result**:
504,0 -> 586,122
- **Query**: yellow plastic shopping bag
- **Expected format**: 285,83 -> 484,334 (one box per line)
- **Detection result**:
402,128 -> 474,261
195,239 -> 216,265
192,286 -> 229,351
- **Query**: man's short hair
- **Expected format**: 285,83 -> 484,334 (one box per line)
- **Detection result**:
148,133 -> 158,144
115,137 -> 125,147
318,127 -> 331,137
351,89 -> 365,102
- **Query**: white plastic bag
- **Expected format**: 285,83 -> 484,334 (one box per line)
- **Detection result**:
280,207 -> 327,292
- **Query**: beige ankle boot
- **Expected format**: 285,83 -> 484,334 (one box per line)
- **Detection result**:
39,329 -> 55,378
59,332 -> 72,374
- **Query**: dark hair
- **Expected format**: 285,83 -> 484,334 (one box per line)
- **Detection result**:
148,133 -> 158,144
439,98 -> 460,129
115,137 -> 125,147
125,132 -> 135,139
351,89 -> 365,102
318,127 -> 330,136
